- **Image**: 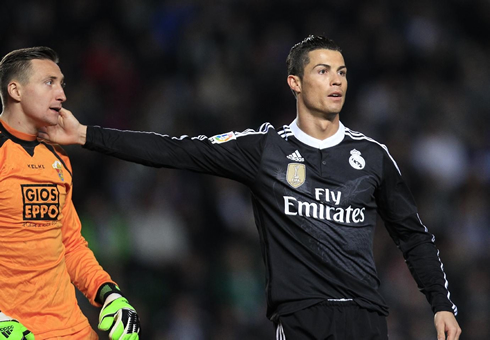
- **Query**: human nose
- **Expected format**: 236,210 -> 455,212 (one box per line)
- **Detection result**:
331,73 -> 343,86
56,87 -> 66,102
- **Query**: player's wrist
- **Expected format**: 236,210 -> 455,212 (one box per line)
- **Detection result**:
96,282 -> 124,305
103,293 -> 124,307
78,125 -> 87,145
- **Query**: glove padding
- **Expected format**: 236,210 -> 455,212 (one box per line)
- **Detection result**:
98,293 -> 140,340
0,312 -> 34,340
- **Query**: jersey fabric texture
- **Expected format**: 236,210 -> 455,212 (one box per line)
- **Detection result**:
84,119 -> 458,321
0,120 -> 113,339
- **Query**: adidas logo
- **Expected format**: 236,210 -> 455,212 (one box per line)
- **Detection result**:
287,150 -> 304,162
0,325 -> 13,338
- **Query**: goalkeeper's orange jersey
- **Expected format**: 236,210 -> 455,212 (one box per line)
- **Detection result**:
0,119 -> 114,339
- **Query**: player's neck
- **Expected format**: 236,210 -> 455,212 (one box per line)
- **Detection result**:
296,112 -> 340,141
0,107 -> 37,135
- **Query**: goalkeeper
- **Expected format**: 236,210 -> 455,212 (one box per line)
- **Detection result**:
0,47 -> 140,339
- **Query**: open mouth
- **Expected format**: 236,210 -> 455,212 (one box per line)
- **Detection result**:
50,107 -> 61,112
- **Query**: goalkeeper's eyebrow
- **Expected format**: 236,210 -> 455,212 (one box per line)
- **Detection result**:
42,75 -> 65,85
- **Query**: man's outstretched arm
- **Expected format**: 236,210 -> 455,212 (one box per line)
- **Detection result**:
38,108 -> 87,145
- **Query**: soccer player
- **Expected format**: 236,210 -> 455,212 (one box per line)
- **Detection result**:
39,35 -> 461,339
0,47 -> 140,339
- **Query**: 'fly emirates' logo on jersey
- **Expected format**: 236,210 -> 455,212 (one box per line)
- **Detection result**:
283,188 -> 365,224
21,184 -> 60,220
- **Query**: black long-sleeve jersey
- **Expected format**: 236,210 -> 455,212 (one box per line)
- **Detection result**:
84,119 -> 457,321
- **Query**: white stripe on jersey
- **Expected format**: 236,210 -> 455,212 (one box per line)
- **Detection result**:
235,123 -> 273,138
416,214 -> 459,315
101,126 -> 273,143
101,128 -> 198,141
344,128 -> 401,175
207,123 -> 274,144
259,122 -> 274,133
278,125 -> 294,139
141,123 -> 274,144
276,322 -> 286,340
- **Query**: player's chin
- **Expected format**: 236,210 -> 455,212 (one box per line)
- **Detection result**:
43,114 -> 60,126
325,104 -> 344,115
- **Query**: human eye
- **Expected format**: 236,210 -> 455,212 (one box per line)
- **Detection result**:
339,69 -> 347,77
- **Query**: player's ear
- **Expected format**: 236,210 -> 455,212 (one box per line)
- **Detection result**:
287,75 -> 301,96
7,81 -> 22,102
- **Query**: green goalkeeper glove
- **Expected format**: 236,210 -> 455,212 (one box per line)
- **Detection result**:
97,284 -> 140,340
0,312 -> 34,340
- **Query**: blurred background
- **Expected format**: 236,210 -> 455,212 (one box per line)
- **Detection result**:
1,0 -> 489,339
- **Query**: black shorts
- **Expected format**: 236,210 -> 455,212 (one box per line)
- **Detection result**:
275,300 -> 388,340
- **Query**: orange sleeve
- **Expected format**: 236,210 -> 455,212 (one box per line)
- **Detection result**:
59,149 -> 116,306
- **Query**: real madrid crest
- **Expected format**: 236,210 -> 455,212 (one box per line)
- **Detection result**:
349,149 -> 365,170
286,163 -> 306,188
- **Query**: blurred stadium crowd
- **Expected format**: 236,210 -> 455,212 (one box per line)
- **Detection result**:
1,0 -> 489,339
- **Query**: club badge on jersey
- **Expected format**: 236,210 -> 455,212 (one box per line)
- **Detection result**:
349,149 -> 365,170
52,160 -> 65,181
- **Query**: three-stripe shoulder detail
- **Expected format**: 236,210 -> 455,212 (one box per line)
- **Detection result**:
235,122 -> 274,138
110,124 -> 275,144
278,125 -> 294,140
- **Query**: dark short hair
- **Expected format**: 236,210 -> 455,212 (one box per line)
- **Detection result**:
0,46 -> 59,105
286,35 -> 342,78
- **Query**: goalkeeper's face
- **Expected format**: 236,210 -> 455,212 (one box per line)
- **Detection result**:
15,59 -> 66,131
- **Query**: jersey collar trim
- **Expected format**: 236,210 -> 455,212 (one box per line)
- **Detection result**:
0,119 -> 37,141
289,119 -> 345,149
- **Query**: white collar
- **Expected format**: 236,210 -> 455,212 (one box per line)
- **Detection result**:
289,119 -> 345,149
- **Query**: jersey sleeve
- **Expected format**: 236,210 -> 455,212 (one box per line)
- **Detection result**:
59,151 -> 115,307
84,125 -> 268,185
375,149 -> 458,315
